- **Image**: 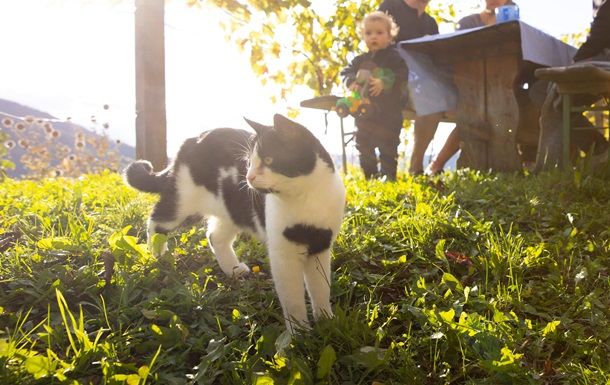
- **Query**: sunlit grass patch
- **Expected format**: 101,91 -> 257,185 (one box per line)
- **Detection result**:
1,169 -> 609,384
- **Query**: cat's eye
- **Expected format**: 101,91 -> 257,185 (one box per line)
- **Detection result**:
263,157 -> 273,166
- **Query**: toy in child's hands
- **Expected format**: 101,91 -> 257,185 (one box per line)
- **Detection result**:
335,69 -> 375,119
335,92 -> 377,119
335,67 -> 396,119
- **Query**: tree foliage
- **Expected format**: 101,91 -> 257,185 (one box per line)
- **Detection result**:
203,0 -> 457,102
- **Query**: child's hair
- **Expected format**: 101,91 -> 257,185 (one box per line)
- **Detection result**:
361,11 -> 399,40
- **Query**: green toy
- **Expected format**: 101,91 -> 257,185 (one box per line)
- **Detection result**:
335,68 -> 396,119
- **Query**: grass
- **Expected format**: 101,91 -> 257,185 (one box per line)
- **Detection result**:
0,167 -> 609,384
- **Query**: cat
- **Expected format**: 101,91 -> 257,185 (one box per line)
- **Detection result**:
124,114 -> 346,333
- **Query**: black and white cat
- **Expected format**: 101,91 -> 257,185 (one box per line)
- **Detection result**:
124,114 -> 346,333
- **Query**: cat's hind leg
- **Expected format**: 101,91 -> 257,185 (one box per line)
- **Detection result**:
207,217 -> 250,277
304,250 -> 333,321
147,195 -> 188,257
147,191 -> 200,257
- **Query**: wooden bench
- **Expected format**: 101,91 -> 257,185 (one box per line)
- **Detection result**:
535,62 -> 610,169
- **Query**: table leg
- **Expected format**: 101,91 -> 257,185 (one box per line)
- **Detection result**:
454,59 -> 489,170
562,94 -> 571,170
453,50 -> 524,172
339,117 -> 347,174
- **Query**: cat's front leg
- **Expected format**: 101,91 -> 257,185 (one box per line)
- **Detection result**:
304,251 -> 333,320
207,217 -> 250,277
268,246 -> 309,334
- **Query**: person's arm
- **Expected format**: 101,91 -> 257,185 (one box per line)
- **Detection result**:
370,49 -> 408,96
574,0 -> 610,61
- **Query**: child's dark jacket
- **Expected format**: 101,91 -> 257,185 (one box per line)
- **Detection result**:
340,47 -> 408,128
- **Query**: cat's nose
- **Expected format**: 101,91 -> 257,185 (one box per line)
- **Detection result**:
246,173 -> 256,183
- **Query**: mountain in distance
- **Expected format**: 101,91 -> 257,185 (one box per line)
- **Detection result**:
1,98 -> 457,178
0,98 -> 135,178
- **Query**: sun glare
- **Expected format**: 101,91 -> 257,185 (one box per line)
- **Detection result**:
0,0 -> 595,159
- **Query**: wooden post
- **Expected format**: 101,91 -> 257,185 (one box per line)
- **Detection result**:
135,0 -> 167,170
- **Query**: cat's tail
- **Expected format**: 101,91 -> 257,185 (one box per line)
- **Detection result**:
123,160 -> 169,193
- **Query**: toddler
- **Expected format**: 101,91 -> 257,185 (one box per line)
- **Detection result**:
340,11 -> 408,180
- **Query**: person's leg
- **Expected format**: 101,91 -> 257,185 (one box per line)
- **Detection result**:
378,126 -> 401,181
519,144 -> 538,164
426,125 -> 460,174
409,112 -> 442,174
355,120 -> 378,179
535,83 -> 563,171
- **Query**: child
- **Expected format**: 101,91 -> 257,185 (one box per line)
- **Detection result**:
340,11 -> 408,181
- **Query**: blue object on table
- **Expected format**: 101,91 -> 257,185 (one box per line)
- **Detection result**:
495,5 -> 519,23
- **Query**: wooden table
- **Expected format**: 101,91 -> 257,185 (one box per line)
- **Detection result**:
400,21 -> 576,172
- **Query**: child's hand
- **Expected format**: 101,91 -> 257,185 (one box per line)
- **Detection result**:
368,77 -> 384,97
349,82 -> 361,92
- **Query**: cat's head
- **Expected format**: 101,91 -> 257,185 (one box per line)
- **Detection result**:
244,114 -> 334,193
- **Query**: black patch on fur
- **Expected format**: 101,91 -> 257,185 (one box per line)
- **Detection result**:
150,188 -> 179,227
126,166 -> 179,232
255,118 -> 335,177
317,146 -> 335,171
124,160 -> 173,193
155,225 -> 170,235
182,215 -> 203,227
283,224 -> 333,255
175,129 -> 253,195
256,132 -> 316,177
221,171 -> 258,230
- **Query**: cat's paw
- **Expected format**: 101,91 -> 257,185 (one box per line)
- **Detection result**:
230,263 -> 251,278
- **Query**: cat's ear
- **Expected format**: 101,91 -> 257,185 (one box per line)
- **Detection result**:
244,117 -> 272,136
273,114 -> 309,139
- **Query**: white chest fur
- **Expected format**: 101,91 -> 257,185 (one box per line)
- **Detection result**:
264,172 -> 345,244
259,160 -> 345,334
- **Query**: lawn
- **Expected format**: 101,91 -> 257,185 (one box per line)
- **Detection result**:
1,167 -> 609,384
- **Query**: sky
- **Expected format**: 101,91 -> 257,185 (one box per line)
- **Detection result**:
0,0 -> 595,159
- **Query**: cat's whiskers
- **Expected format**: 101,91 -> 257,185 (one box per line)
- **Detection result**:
237,175 -> 248,187
237,142 -> 253,162
231,137 -> 259,195
237,178 -> 252,192
237,175 -> 262,201
229,137 -> 254,164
